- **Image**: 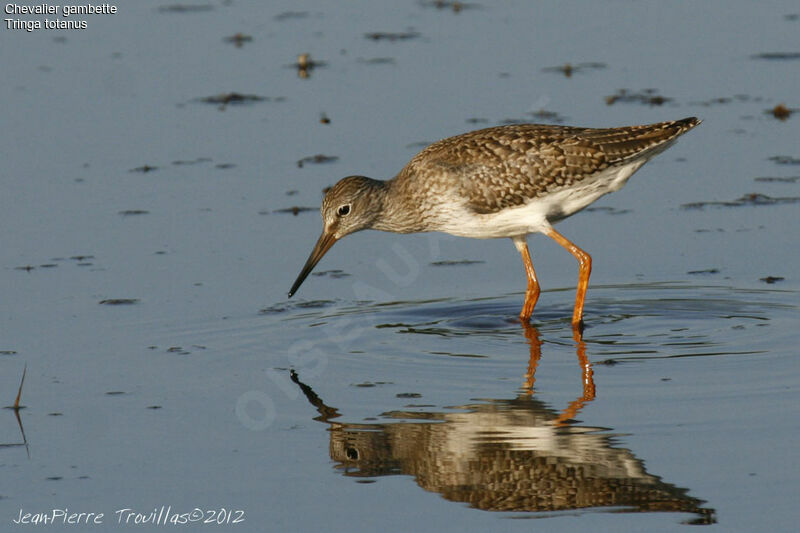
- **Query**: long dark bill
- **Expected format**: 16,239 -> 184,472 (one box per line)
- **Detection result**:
288,231 -> 338,297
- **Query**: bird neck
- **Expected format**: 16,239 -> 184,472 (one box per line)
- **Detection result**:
370,175 -> 428,234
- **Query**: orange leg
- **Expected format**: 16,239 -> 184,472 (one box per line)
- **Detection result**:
512,236 -> 540,322
544,228 -> 592,329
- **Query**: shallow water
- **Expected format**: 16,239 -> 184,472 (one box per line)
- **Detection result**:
2,1 -> 800,531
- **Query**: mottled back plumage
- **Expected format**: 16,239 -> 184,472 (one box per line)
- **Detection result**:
396,117 -> 700,214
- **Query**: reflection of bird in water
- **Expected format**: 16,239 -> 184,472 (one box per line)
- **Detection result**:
290,326 -> 715,524
288,119 -> 700,331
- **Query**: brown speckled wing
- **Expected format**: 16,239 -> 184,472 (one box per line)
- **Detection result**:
405,118 -> 699,214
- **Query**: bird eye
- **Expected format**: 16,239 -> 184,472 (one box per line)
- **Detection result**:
337,204 -> 351,216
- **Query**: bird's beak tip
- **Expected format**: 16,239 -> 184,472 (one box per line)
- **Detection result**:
287,230 -> 338,300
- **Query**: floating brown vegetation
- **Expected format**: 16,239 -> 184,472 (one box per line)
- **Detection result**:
419,0 -> 479,13
768,155 -> 800,165
268,206 -> 317,216
129,165 -> 158,173
163,345 -> 205,355
585,206 -> 632,215
690,94 -> 762,107
311,269 -> 350,278
98,299 -> 140,305
119,210 -> 150,216
158,4 -> 213,13
172,157 -> 212,166
605,88 -> 672,106
291,53 -> 327,78
681,192 -> 800,209
351,381 -> 392,388
274,11 -> 309,21
224,33 -> 252,48
687,268 -> 720,275
297,154 -> 338,168
365,31 -> 421,41
542,62 -> 606,78
751,52 -> 800,60
754,176 -> 800,183
767,104 -> 795,120
527,109 -> 568,123
760,276 -> 785,284
197,93 -> 269,106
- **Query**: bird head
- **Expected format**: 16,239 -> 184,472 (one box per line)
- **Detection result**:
288,176 -> 384,297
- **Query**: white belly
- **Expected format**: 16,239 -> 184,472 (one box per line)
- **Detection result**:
435,160 -> 647,239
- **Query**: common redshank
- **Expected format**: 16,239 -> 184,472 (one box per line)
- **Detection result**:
288,117 -> 700,328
